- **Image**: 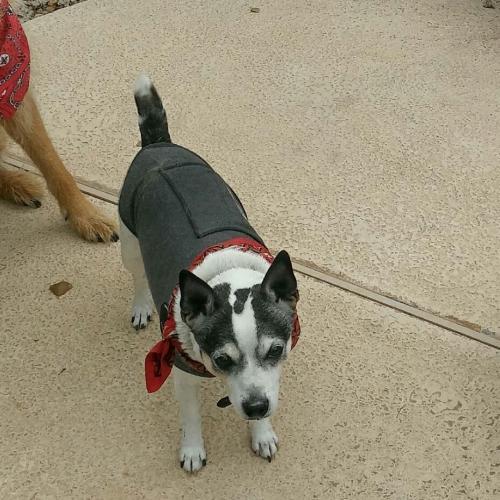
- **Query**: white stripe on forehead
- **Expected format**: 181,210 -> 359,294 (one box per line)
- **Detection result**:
231,286 -> 258,354
209,267 -> 263,355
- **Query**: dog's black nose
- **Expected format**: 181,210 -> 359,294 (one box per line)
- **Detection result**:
242,397 -> 269,419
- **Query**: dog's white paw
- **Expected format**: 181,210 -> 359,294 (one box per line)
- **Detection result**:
250,421 -> 279,462
131,303 -> 152,330
131,297 -> 153,331
179,444 -> 207,473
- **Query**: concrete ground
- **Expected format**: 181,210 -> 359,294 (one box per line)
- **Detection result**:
20,0 -> 500,333
1,0 -> 499,499
1,198 -> 498,499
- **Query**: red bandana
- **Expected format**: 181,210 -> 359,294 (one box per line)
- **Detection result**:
145,237 -> 301,393
0,1 -> 30,119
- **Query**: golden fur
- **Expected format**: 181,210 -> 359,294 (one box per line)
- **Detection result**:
0,90 -> 117,242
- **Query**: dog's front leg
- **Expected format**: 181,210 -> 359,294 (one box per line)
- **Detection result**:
173,366 -> 206,473
2,91 -> 118,242
250,418 -> 278,462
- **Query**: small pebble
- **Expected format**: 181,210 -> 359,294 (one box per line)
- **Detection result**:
250,7 -> 260,13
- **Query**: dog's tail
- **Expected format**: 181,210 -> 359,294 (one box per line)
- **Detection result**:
134,74 -> 171,147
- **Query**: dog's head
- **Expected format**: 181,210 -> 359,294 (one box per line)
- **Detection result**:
179,251 -> 298,420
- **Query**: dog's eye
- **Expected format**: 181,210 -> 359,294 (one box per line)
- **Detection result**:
266,345 -> 284,359
213,354 -> 234,371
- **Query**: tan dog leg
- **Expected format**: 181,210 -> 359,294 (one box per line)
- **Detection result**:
0,127 -> 43,206
0,166 -> 44,207
1,91 -> 118,242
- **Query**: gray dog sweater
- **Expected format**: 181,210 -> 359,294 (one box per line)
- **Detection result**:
119,141 -> 265,317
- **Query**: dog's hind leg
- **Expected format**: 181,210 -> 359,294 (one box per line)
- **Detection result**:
1,90 -> 118,243
174,366 -> 207,473
119,219 -> 153,330
0,127 -> 43,207
0,166 -> 44,207
249,418 -> 279,462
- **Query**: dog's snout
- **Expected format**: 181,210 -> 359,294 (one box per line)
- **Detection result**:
242,397 -> 269,419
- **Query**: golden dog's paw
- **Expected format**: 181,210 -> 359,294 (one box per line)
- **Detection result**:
0,169 -> 44,207
64,197 -> 119,243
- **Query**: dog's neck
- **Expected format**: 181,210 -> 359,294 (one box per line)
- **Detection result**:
173,247 -> 271,359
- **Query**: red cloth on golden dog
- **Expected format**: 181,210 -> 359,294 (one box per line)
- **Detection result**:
0,0 -> 30,119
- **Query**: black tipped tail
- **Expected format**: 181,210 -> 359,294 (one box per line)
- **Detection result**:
134,75 -> 171,147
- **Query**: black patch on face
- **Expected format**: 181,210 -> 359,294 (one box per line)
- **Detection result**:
189,283 -> 243,374
233,287 -> 251,314
250,284 -> 293,365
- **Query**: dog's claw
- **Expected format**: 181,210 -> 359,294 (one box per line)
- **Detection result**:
111,232 -> 119,242
180,460 -> 184,469
202,459 -> 207,467
97,235 -> 103,243
22,199 -> 41,208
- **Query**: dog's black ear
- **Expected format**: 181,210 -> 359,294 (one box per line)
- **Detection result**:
179,270 -> 215,326
261,251 -> 299,309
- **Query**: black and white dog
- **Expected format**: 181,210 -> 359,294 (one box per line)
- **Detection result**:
119,75 -> 301,472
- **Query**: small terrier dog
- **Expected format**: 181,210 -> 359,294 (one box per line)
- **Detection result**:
118,75 -> 301,472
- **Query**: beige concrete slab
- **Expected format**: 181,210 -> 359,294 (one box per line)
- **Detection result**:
14,0 -> 500,334
1,196 -> 498,499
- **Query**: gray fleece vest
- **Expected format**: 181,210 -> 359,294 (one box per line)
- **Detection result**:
119,143 -> 265,368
